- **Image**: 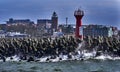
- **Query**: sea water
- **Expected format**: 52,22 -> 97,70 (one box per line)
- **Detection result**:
0,60 -> 120,72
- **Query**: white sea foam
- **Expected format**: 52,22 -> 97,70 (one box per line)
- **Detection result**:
6,55 -> 20,62
1,53 -> 120,62
95,55 -> 112,60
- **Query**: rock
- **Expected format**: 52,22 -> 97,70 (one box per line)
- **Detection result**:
0,55 -> 6,62
46,58 -> 50,62
59,58 -> 62,60
27,57 -> 34,62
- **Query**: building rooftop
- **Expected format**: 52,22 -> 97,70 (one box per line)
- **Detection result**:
7,18 -> 33,24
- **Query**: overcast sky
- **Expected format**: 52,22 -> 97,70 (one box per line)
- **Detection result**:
0,0 -> 120,28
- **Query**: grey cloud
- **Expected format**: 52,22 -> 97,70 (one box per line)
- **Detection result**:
0,0 -> 119,28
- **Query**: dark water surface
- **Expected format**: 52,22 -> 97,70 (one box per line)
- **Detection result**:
0,60 -> 120,72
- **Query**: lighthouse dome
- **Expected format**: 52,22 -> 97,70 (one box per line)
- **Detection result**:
74,9 -> 84,16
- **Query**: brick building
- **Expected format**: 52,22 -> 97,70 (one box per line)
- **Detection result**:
37,12 -> 58,33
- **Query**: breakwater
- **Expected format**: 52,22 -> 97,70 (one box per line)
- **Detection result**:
0,36 -> 120,62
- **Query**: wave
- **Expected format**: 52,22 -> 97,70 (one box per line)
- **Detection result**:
1,51 -> 120,62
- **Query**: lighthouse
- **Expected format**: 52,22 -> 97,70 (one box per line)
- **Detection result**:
74,9 -> 84,38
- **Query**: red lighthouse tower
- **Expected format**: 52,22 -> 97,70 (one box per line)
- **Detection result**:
74,9 -> 84,38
